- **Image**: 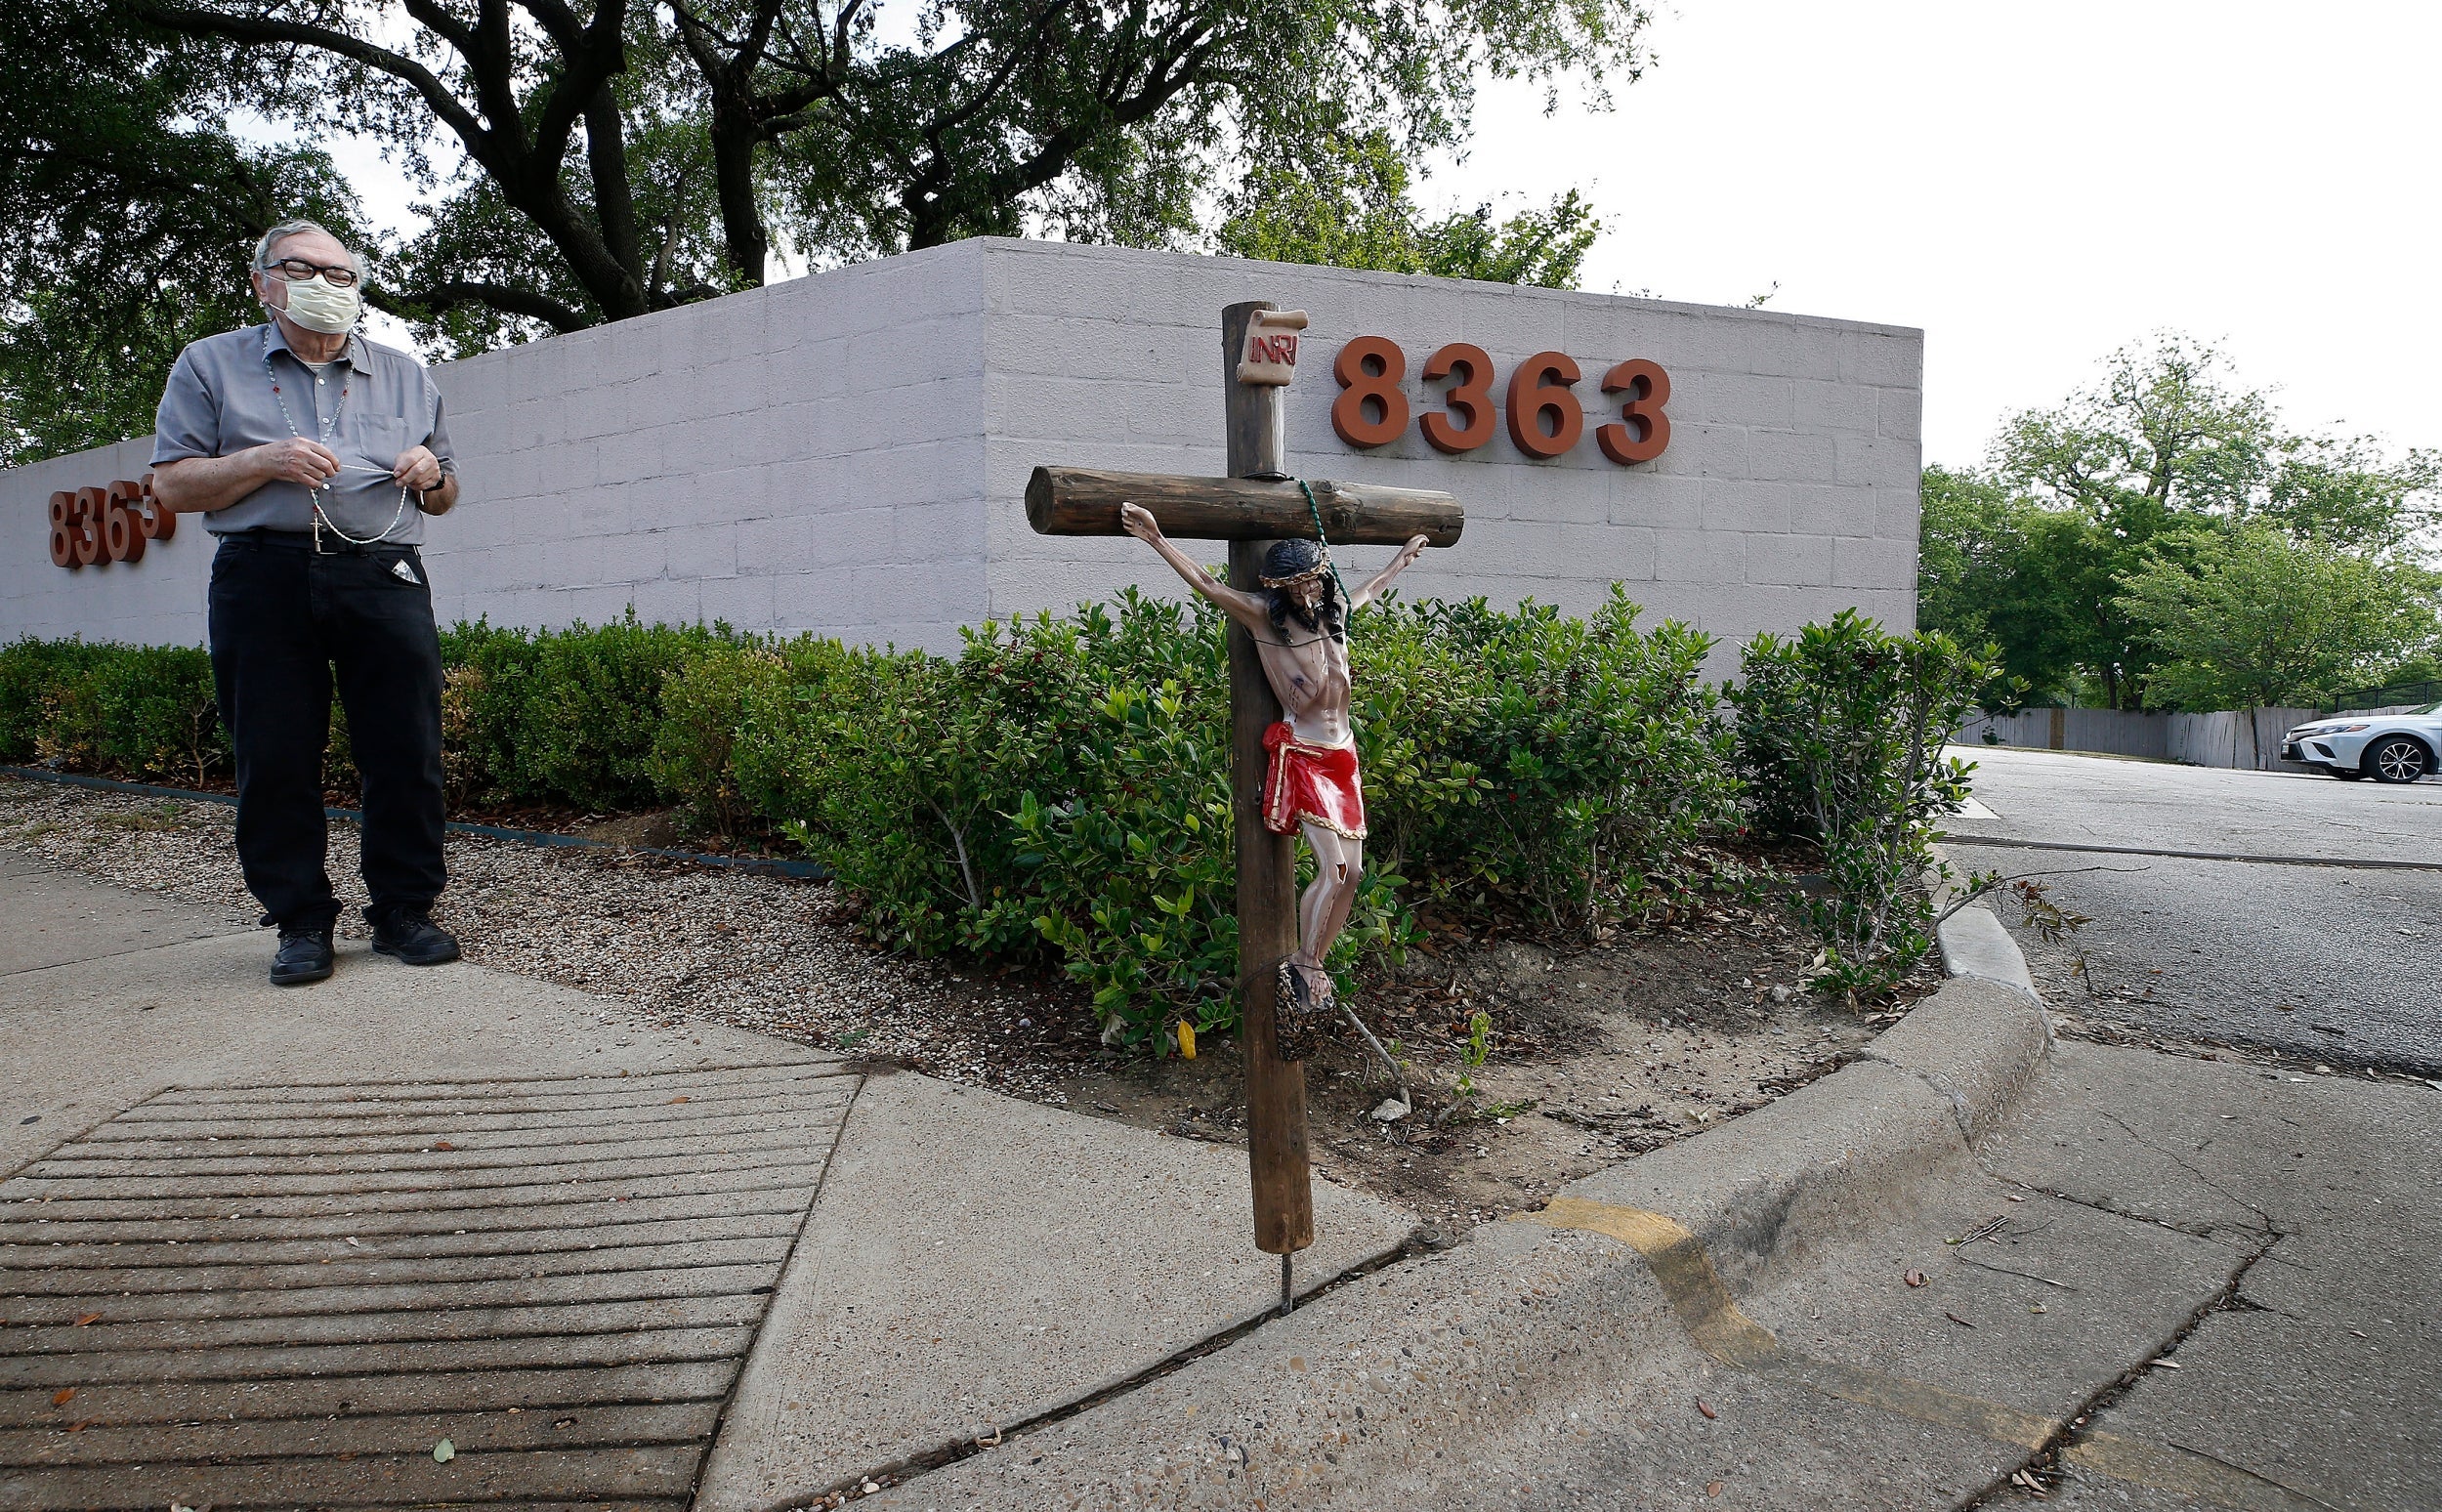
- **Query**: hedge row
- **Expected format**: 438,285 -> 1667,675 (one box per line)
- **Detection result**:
1,594 -> 1979,1041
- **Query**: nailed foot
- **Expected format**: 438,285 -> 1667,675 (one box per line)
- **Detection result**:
1275,960 -> 1333,1062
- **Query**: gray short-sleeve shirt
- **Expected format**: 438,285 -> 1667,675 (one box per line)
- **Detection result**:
152,322 -> 456,544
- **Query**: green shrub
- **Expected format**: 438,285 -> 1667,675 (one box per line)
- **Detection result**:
434,614 -> 737,813
1002,602 -> 1242,1041
0,637 -> 111,762
507,615 -> 731,811
770,588 -> 1735,1048
434,619 -> 539,806
1727,609 -> 1987,995
728,635 -> 858,827
1352,587 -> 1737,930
24,644 -> 225,784
325,700 -> 358,793
2,593 -> 1968,1046
649,638 -> 796,836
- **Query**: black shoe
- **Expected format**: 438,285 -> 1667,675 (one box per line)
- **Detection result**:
371,908 -> 461,967
270,926 -> 335,987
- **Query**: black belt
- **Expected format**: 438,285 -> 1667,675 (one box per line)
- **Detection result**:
218,527 -> 413,558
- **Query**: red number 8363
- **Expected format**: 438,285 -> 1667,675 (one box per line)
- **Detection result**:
49,477 -> 175,570
1329,338 -> 1669,466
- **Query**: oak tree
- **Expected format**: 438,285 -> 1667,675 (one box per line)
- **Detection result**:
112,0 -> 1654,352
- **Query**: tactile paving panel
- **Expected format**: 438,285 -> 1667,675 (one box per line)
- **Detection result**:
0,1061 -> 858,1510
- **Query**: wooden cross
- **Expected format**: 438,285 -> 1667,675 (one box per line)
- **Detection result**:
1026,302 -> 1463,1289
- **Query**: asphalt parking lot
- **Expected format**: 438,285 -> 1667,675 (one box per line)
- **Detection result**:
1943,747 -> 2442,1073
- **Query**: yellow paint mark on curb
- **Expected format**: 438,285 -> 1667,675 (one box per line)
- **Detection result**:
1767,1351 -> 2055,1449
1531,1197 -> 1779,1367
1523,1197 -> 2337,1511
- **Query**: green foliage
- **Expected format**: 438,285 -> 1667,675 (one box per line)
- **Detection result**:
2116,526 -> 2442,712
2,592 -> 1942,1048
1995,334 -> 2279,538
759,588 -> 1727,1048
0,639 -> 225,784
0,639 -> 115,763
422,614 -> 737,812
770,594 -> 1241,1046
2259,435 -> 2442,557
92,0 -> 1653,362
514,615 -> 734,812
1352,588 -> 1734,927
1729,610 -> 1987,997
1453,1009 -> 1493,1100
430,620 -> 545,806
1930,334 -> 2441,710
1916,465 -> 2116,708
0,1 -> 364,463
1217,132 -> 1602,288
648,641 -> 795,837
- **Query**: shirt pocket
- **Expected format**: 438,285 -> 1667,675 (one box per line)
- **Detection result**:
356,415 -> 410,473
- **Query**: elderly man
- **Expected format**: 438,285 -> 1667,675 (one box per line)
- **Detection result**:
150,219 -> 462,987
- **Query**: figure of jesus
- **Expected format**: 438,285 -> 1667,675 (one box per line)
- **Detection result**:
1118,501 -> 1430,1053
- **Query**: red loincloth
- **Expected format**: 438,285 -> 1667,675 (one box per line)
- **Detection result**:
1262,723 -> 1367,839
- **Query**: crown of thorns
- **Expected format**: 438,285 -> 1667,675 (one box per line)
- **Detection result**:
1258,538 -> 1333,587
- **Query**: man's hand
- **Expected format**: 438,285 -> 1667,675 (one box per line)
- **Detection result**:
1118,501 -> 1163,544
393,445 -> 445,491
255,438 -> 339,488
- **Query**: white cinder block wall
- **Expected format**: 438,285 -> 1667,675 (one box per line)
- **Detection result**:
1,238 -> 1920,664
980,241 -> 1922,660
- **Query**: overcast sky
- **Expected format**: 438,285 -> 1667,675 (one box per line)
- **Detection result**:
333,1 -> 2437,470
1425,0 -> 2441,466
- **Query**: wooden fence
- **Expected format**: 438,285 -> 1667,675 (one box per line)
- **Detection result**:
1957,706 -> 2321,772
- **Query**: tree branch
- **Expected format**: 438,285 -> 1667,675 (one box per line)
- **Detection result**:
120,1 -> 491,155
368,278 -> 590,333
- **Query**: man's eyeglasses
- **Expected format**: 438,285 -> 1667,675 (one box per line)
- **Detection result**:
263,258 -> 360,288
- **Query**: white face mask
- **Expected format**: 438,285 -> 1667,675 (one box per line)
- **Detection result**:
273,273 -> 362,335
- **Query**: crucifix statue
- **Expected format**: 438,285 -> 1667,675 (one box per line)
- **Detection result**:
1116,510 -> 1427,1047
1026,302 -> 1463,1297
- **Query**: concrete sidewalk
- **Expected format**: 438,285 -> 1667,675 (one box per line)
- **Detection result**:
16,837 -> 2431,1511
0,855 -> 1412,1509
862,1019 -> 2440,1508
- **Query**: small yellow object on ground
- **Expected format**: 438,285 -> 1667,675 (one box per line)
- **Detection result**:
1177,1021 -> 1197,1059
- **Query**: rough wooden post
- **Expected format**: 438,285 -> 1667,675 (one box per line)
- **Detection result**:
1222,300 -> 1314,1258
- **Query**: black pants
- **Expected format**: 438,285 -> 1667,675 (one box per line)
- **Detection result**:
207,533 -> 446,933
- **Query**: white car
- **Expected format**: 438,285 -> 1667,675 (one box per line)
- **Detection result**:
2282,703 -> 2442,782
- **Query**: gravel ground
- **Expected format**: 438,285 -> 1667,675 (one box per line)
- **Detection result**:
0,776 -> 1078,1099
0,774 -> 1905,1227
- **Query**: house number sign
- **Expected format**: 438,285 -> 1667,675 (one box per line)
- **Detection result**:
1329,338 -> 1670,465
48,477 -> 177,569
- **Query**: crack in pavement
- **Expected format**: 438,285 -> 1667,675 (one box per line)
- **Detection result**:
2095,1109 -> 2292,1237
1967,1229 -> 2339,1512
1530,1194 -> 2353,1512
764,1230 -> 1435,1511
1942,834 -> 2442,873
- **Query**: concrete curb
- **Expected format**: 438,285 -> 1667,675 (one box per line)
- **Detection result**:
854,876 -> 2058,1506
1931,842 -> 2041,998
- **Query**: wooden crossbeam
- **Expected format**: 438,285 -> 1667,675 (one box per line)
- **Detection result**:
1026,468 -> 1462,547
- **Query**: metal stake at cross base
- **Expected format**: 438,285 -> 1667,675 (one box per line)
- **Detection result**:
1021,301 -> 1463,1268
